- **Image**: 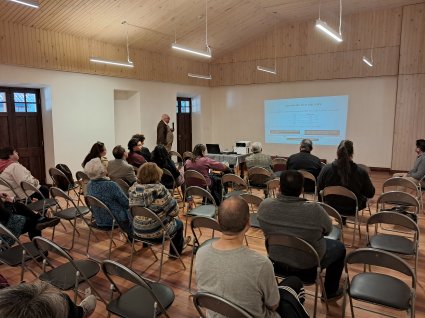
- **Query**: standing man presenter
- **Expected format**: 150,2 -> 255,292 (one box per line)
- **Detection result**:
157,114 -> 174,152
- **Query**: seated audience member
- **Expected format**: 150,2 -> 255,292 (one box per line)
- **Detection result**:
245,142 -> 273,173
287,139 -> 322,192
151,144 -> 184,188
128,163 -> 189,257
196,196 -> 309,318
0,194 -> 59,242
107,145 -> 136,185
127,138 -> 146,169
0,281 -> 96,318
317,140 -> 375,215
85,158 -> 131,234
82,142 -> 108,169
0,147 -> 49,200
184,144 -> 231,204
393,139 -> 425,186
132,134 -> 152,162
258,170 -> 346,300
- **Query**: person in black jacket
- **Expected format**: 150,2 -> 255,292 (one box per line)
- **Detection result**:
151,145 -> 183,188
317,140 -> 375,215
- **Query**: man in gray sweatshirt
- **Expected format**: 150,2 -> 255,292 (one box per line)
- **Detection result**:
394,139 -> 425,186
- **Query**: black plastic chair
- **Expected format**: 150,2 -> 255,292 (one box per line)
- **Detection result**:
193,292 -> 253,318
32,236 -> 103,304
102,259 -> 175,318
342,248 -> 416,318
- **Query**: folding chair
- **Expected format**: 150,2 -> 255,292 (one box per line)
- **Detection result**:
266,233 -> 328,318
382,177 -> 421,205
342,248 -> 415,318
169,150 -> 183,169
49,167 -> 84,206
84,195 -> 131,262
75,170 -> 90,197
0,223 -> 44,282
189,216 -> 221,292
376,191 -> 420,219
184,170 -> 209,190
271,157 -> 287,173
299,170 -> 317,201
266,178 -> 280,198
129,206 -> 186,281
115,178 -> 130,196
183,186 -> 217,236
193,292 -> 253,318
0,176 -> 26,202
20,181 -> 58,216
240,193 -> 263,229
161,168 -> 183,200
183,151 -> 194,162
317,202 -> 344,242
322,186 -> 360,247
221,173 -> 248,199
32,236 -> 103,304
102,259 -> 175,318
49,187 -> 91,250
247,166 -> 272,198
366,211 -> 419,277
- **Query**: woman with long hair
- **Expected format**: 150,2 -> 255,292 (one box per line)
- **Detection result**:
82,142 -> 108,169
317,140 -> 375,215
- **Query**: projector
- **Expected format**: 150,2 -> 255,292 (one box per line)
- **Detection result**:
234,141 -> 251,155
235,141 -> 251,148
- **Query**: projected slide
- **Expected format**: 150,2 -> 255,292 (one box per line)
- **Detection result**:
264,95 -> 349,146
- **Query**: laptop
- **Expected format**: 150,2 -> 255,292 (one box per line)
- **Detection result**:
206,144 -> 236,155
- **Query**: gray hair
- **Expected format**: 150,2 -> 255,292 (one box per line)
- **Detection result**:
300,139 -> 313,152
84,157 -> 107,180
251,142 -> 262,154
0,281 -> 68,318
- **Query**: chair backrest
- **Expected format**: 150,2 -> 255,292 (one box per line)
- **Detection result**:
193,292 -> 253,318
49,167 -> 72,191
247,166 -> 272,186
50,186 -> 85,213
114,179 -> 130,195
0,176 -> 20,198
169,151 -> 183,166
32,236 -> 74,266
265,233 -> 320,270
130,206 -> 168,234
221,174 -> 248,191
75,171 -> 90,183
271,157 -> 287,172
185,186 -> 217,207
183,151 -> 194,161
382,177 -> 419,196
367,211 -> 419,235
84,195 -> 117,224
345,248 -> 415,288
239,193 -> 263,210
102,260 -> 170,315
317,202 -> 343,229
376,191 -> 419,212
266,178 -> 280,197
298,170 -> 317,196
322,186 -> 358,211
20,180 -> 45,200
161,168 -> 176,190
190,216 -> 221,245
184,169 -> 208,188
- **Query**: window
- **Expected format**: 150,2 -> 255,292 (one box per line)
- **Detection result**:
0,92 -> 6,112
176,97 -> 192,114
14,92 -> 37,113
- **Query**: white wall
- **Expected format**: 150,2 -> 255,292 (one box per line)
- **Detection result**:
210,77 -> 397,168
0,64 -> 212,182
114,90 -> 141,147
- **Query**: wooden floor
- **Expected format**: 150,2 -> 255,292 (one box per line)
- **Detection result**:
2,171 -> 424,317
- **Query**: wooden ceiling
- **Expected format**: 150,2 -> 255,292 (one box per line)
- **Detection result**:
0,0 -> 424,60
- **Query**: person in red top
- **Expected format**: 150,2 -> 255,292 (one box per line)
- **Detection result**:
127,138 -> 146,169
184,144 -> 231,204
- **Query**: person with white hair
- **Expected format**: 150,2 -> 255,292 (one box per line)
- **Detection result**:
85,158 -> 131,234
245,141 -> 273,173
156,113 -> 174,152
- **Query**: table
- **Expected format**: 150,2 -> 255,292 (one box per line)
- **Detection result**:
205,153 -> 252,178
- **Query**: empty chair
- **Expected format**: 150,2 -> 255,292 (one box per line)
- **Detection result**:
32,236 -> 103,303
193,292 -> 252,318
342,248 -> 415,318
115,178 -> 130,196
49,167 -> 83,205
299,170 -> 317,201
271,157 -> 287,173
240,193 -> 263,229
221,173 -> 248,199
322,186 -> 360,246
184,186 -> 217,236
20,181 -> 58,216
49,187 -> 90,250
317,202 -> 344,242
188,216 -> 221,292
102,259 -> 175,318
382,178 -> 421,202
0,223 -> 43,282
366,211 -> 419,276
247,166 -> 272,197
129,206 -> 186,281
266,233 -> 328,317
376,191 -> 420,217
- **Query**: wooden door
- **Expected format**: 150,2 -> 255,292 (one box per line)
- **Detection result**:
176,97 -> 192,155
0,87 -> 46,183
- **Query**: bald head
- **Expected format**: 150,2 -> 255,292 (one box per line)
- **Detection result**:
161,114 -> 170,123
218,196 -> 250,234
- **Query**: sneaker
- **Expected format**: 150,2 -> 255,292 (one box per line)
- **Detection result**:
322,288 -> 344,302
79,295 -> 97,317
35,217 -> 60,230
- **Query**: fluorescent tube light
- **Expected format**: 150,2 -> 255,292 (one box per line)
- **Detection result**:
256,66 -> 277,75
90,57 -> 134,68
315,19 -> 343,42
362,56 -> 373,67
172,43 -> 211,58
188,73 -> 212,80
9,0 -> 39,8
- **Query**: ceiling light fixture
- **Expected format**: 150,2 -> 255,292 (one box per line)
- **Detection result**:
362,11 -> 374,67
315,0 -> 343,42
362,56 -> 373,67
188,73 -> 212,80
172,0 -> 211,58
257,12 -> 278,75
9,0 -> 39,8
90,21 -> 134,68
